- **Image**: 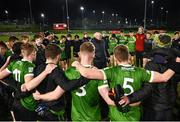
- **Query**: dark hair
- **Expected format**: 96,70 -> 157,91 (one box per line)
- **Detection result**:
67,34 -> 72,38
154,31 -> 159,35
0,41 -> 7,49
45,44 -> 62,59
10,42 -> 23,62
34,34 -> 43,40
174,31 -> 179,35
120,30 -> 124,33
111,34 -> 116,38
12,42 -> 23,56
61,35 -> 66,39
9,36 -> 19,42
75,35 -> 80,39
146,32 -> 152,35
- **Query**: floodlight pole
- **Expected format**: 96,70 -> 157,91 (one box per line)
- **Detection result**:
65,0 -> 70,32
144,0 -> 147,29
29,0 -> 33,24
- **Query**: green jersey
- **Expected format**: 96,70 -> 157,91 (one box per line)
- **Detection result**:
65,67 -> 104,121
4,49 -> 12,58
101,65 -> 153,121
59,42 -> 67,60
109,38 -> 118,55
127,36 -> 136,53
117,36 -> 128,45
6,59 -> 37,111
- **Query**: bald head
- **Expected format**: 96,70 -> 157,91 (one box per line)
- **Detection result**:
94,32 -> 102,41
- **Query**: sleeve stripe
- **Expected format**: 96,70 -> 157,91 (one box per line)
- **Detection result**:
5,68 -> 12,73
24,74 -> 34,78
149,71 -> 154,83
100,70 -> 107,80
98,84 -> 109,90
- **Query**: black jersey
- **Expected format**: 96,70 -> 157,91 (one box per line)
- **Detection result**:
34,64 -> 90,111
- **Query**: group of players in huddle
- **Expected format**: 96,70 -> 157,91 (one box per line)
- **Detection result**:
0,27 -> 180,121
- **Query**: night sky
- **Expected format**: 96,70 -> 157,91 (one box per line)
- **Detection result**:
0,0 -> 180,26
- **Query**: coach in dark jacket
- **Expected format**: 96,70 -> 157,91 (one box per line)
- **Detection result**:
91,32 -> 108,69
126,35 -> 180,121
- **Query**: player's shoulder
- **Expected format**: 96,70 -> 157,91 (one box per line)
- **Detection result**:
65,66 -> 81,79
23,60 -> 35,68
134,67 -> 151,74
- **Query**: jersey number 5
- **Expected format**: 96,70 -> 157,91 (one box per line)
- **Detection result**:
123,78 -> 134,96
76,85 -> 86,97
13,69 -> 21,82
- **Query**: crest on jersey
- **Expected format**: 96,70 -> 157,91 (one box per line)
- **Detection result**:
28,67 -> 34,73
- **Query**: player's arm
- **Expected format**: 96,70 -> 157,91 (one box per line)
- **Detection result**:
0,62 -> 13,80
98,85 -> 115,106
151,69 -> 175,83
33,86 -> 65,101
23,64 -> 57,91
72,61 -> 104,80
0,56 -> 10,72
52,68 -> 90,91
0,69 -> 11,80
119,83 -> 152,106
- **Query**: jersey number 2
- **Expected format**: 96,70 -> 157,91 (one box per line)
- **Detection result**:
13,69 -> 21,82
123,78 -> 134,96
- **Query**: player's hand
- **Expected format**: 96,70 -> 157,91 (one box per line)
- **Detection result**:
176,57 -> 180,63
44,64 -> 57,74
21,84 -> 27,92
72,61 -> 80,67
33,90 -> 41,100
119,96 -> 130,107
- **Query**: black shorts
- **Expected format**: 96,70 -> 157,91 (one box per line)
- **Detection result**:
143,52 -> 151,59
12,99 -> 38,121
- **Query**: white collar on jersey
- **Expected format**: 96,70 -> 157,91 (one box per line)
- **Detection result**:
118,64 -> 132,67
21,59 -> 32,63
82,64 -> 92,68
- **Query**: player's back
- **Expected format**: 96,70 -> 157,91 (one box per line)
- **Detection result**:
103,65 -> 152,121
65,67 -> 103,121
7,60 -> 34,84
6,59 -> 37,111
106,65 -> 150,95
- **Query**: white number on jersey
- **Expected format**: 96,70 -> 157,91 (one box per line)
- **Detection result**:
12,69 -> 21,82
76,85 -> 86,97
123,78 -> 134,96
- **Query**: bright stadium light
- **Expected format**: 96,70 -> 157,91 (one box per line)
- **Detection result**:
80,6 -> 85,29
41,13 -> 45,18
40,13 -> 45,30
151,0 -> 154,24
5,10 -> 8,14
92,10 -> 96,14
102,11 -> 105,23
160,7 -> 164,26
4,10 -> 9,22
151,0 -> 154,4
80,6 -> 84,11
112,13 -> 114,17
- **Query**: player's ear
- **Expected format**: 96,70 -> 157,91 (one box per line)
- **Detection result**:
78,52 -> 81,58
